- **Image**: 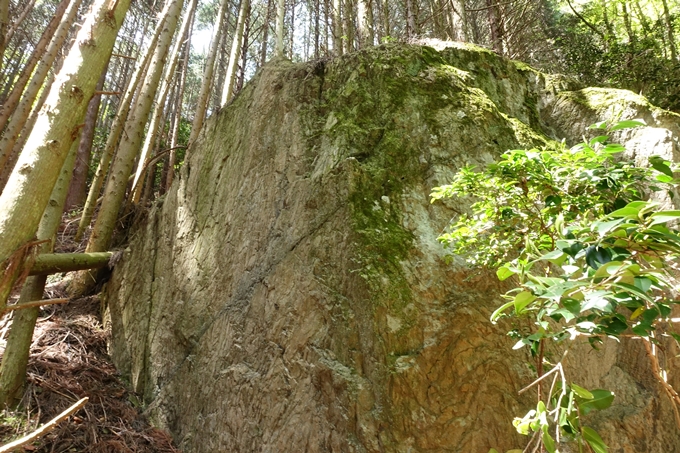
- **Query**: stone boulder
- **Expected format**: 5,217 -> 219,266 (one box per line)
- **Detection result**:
103,42 -> 680,452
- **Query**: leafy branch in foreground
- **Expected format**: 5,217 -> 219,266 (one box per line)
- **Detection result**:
432,120 -> 680,453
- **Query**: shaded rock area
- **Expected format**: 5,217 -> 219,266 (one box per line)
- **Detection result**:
103,42 -> 680,452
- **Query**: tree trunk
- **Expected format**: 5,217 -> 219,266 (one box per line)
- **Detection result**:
343,0 -> 354,51
260,0 -> 273,65
4,0 -> 38,45
75,18 -> 162,242
276,0 -> 285,57
189,0 -> 230,145
131,0 -> 198,204
332,0 -> 342,55
486,0 -> 504,54
356,0 -> 373,48
0,0 -> 131,311
0,71 -> 55,194
63,63 -> 109,212
0,0 -> 84,174
0,0 -> 70,142
0,0 -> 8,74
221,0 -> 250,106
165,32 -> 192,192
73,0 -> 184,298
405,0 -> 417,39
450,0 -> 467,41
0,133 -> 78,409
661,0 -> 677,61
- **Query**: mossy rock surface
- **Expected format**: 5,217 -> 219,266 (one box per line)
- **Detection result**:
104,42 -> 680,452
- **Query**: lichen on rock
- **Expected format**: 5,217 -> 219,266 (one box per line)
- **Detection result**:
103,42 -> 680,452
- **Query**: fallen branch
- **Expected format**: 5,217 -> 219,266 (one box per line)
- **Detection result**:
0,397 -> 88,453
3,298 -> 69,312
29,252 -> 114,276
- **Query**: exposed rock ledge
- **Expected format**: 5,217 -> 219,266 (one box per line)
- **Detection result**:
103,42 -> 680,452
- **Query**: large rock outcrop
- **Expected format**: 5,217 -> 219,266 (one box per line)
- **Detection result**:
103,42 -> 680,452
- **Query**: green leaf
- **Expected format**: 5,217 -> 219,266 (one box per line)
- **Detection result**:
490,300 -> 515,323
649,155 -> 674,177
514,291 -> 536,313
589,121 -> 608,129
497,265 -> 516,281
649,211 -> 680,226
610,119 -> 646,131
571,383 -> 594,399
593,218 -> 625,235
589,135 -> 609,145
582,426 -> 609,453
579,389 -> 615,415
585,246 -> 612,269
607,201 -> 648,218
601,143 -> 625,154
542,430 -> 556,453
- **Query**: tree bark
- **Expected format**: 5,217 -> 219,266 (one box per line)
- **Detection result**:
0,0 -> 8,74
189,0 -> 230,144
0,0 -> 132,311
661,0 -> 677,60
343,0 -> 354,51
4,0 -> 38,45
165,32 -> 192,192
332,0 -> 343,54
0,0 -> 70,143
73,0 -> 184,298
260,0 -> 273,65
64,63 -> 109,212
221,0 -> 250,106
0,0 -> 84,174
405,0 -> 417,39
486,0 -> 504,54
0,125 -> 78,408
276,0 -> 285,57
75,7 -> 167,241
0,71 -> 55,194
356,0 -> 373,48
131,0 -> 198,204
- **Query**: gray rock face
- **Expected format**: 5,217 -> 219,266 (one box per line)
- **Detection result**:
103,42 -> 680,452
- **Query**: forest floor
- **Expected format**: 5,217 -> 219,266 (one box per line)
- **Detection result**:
0,213 -> 180,452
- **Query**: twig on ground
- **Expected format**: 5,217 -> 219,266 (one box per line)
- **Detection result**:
0,397 -> 88,453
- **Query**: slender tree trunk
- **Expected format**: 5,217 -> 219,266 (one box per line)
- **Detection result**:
4,0 -> 38,45
450,0 -> 467,41
74,0 -> 184,295
260,0 -> 273,65
276,0 -> 285,56
0,0 -> 131,312
131,0 -> 197,204
0,0 -> 70,137
343,0 -> 354,51
621,1 -> 635,44
189,0 -> 230,144
0,133 -> 78,409
289,0 -> 295,56
356,0 -> 373,48
661,0 -> 677,60
64,63 -> 109,212
486,0 -> 504,54
0,0 -> 8,73
314,0 -> 320,58
75,13 -> 164,242
0,0 -> 83,175
221,0 -> 250,106
0,71 -> 55,194
332,0 -> 342,54
165,33 -> 191,192
405,0 -> 417,39
237,6 -> 250,91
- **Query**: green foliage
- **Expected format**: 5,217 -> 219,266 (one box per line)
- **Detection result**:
546,1 -> 680,111
434,120 -> 680,452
